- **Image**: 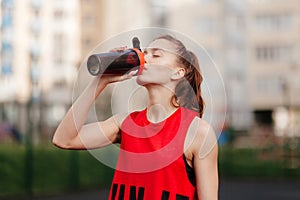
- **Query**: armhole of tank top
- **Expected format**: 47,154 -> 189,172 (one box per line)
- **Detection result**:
115,129 -> 122,144
183,154 -> 196,186
115,112 -> 131,144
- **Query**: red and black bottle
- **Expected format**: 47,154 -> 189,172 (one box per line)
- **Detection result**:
87,37 -> 144,76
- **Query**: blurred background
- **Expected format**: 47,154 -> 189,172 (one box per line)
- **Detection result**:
0,0 -> 300,199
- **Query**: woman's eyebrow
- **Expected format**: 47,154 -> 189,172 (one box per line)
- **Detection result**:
143,47 -> 165,53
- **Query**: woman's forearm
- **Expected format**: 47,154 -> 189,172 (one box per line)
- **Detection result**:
52,77 -> 106,148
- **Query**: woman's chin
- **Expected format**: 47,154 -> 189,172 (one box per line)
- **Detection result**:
136,77 -> 148,86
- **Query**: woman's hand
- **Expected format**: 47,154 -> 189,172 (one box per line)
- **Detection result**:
93,46 -> 138,91
99,69 -> 138,84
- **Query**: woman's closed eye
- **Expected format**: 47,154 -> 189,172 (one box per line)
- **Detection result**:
152,50 -> 163,58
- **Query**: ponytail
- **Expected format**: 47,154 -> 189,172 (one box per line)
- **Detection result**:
175,50 -> 205,117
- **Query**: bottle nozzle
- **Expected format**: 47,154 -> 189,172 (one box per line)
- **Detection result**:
132,37 -> 141,51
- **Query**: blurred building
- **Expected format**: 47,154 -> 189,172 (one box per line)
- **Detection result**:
1,0 -> 299,142
0,0 -> 81,139
247,0 -> 300,137
0,0 -> 16,117
168,0 -> 250,130
80,0 -> 149,59
0,0 -> 150,141
167,0 -> 300,135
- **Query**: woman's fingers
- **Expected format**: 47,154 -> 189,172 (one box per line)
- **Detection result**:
128,69 -> 139,76
98,73 -> 132,84
110,46 -> 128,52
103,69 -> 138,83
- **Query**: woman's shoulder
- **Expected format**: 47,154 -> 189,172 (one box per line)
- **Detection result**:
187,117 -> 217,158
193,117 -> 211,129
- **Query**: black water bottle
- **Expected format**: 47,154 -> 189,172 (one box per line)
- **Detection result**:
87,37 -> 144,76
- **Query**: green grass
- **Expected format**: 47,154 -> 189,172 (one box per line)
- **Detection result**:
218,146 -> 300,179
0,143 -> 114,198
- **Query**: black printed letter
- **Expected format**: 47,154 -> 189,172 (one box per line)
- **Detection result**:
129,186 -> 145,200
161,190 -> 170,200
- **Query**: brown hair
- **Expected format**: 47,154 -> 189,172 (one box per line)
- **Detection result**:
153,35 -> 205,117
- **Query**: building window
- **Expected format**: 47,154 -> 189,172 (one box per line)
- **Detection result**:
53,79 -> 67,88
255,13 -> 293,31
83,38 -> 92,48
150,1 -> 168,27
82,15 -> 95,26
53,34 -> 65,64
54,10 -> 64,20
30,18 -> 41,34
30,0 -> 42,9
255,45 -> 293,63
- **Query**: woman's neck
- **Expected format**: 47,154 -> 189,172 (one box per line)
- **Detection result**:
146,84 -> 178,123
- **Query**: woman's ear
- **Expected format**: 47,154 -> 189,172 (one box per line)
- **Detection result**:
171,68 -> 186,81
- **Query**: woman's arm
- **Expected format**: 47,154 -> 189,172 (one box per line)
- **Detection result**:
52,73 -> 133,150
193,119 -> 219,200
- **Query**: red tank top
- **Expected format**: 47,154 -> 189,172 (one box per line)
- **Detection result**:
108,107 -> 199,200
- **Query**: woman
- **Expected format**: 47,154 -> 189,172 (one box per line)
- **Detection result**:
53,34 -> 218,200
